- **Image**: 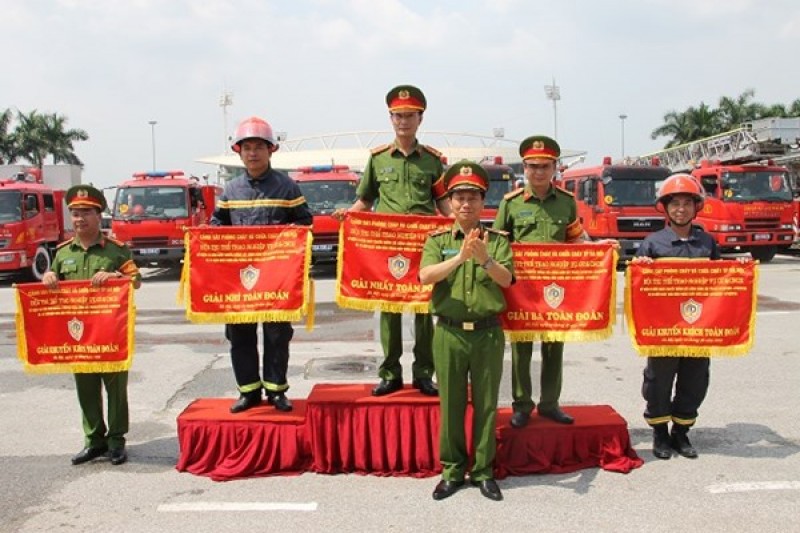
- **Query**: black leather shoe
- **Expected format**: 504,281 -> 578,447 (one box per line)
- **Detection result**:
539,407 -> 574,424
267,393 -> 293,412
71,445 -> 108,465
670,429 -> 698,458
372,379 -> 403,397
510,410 -> 531,428
412,378 -> 439,396
471,478 -> 503,501
109,447 -> 128,466
229,393 -> 262,413
652,425 -> 672,460
432,479 -> 464,501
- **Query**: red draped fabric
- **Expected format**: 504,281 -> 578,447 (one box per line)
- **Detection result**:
306,383 -> 443,477
176,398 -> 310,481
494,405 -> 643,478
175,386 -> 642,481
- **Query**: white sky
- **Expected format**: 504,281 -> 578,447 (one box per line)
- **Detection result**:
3,0 -> 799,188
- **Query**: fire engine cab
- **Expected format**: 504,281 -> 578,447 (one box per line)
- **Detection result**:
479,156 -> 517,224
292,165 -> 359,263
111,170 -> 220,268
558,157 -> 672,259
636,119 -> 796,262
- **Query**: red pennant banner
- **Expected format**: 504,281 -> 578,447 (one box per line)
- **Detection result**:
501,242 -> 617,342
15,279 -> 135,374
180,226 -> 312,324
336,211 -> 452,313
624,259 -> 758,357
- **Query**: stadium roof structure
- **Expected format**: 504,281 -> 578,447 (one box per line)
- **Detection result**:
197,130 -> 585,172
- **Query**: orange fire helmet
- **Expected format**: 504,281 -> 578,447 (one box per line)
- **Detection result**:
656,173 -> 705,211
231,116 -> 278,153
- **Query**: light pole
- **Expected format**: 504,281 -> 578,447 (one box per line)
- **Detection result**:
544,78 -> 560,141
219,90 -> 233,153
148,120 -> 157,170
619,113 -> 628,160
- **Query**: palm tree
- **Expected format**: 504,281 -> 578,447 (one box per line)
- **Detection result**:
650,110 -> 695,147
683,103 -> 720,139
0,108 -> 17,164
717,89 -> 759,130
13,110 -> 88,167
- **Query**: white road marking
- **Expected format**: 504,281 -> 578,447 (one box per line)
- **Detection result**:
707,481 -> 800,494
157,502 -> 318,512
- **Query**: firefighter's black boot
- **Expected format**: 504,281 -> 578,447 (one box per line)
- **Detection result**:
652,424 -> 672,460
670,424 -> 698,458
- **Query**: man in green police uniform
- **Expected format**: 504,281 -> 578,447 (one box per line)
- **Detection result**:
493,135 -> 586,428
335,84 -> 450,397
42,185 -> 141,466
420,161 -> 513,501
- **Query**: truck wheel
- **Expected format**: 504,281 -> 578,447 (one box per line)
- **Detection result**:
29,246 -> 52,281
750,246 -> 777,263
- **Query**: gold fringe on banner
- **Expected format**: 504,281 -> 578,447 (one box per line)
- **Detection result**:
303,231 -> 314,331
177,232 -> 191,305
185,309 -> 304,325
336,294 -> 431,314
505,327 -> 614,344
624,260 -> 758,358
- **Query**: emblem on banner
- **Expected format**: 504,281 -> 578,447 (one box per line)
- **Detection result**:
67,317 -> 85,342
680,299 -> 703,324
388,254 -> 410,280
543,282 -> 565,309
240,265 -> 260,291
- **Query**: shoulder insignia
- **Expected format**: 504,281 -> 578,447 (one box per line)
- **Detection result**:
503,188 -> 525,201
104,235 -> 126,247
370,144 -> 392,155
428,228 -> 451,237
56,239 -> 73,249
421,144 -> 442,158
485,228 -> 509,237
554,185 -> 574,197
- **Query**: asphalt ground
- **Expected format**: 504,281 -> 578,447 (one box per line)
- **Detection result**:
0,256 -> 798,533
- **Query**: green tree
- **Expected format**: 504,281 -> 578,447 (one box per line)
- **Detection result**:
717,89 -> 759,130
0,108 -> 17,164
650,110 -> 695,148
14,110 -> 89,167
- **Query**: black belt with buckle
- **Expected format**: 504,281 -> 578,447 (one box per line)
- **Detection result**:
436,316 -> 500,331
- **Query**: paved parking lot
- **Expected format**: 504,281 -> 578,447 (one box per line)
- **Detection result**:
0,257 -> 798,532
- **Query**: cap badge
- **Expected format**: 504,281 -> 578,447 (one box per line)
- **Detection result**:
77,189 -> 88,198
532,140 -> 545,150
459,166 -> 473,176
398,89 -> 410,100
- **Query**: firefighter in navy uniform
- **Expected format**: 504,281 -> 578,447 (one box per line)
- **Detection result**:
632,174 -> 742,460
42,185 -> 142,466
333,85 -> 450,398
211,116 -> 313,414
420,161 -> 514,502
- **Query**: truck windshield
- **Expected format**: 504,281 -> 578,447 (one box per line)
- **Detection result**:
0,191 -> 22,222
483,167 -> 515,209
113,186 -> 188,219
602,179 -> 660,206
721,171 -> 793,202
297,180 -> 357,215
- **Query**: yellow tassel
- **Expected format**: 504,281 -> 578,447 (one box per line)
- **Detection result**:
15,287 -> 28,364
505,327 -> 613,343
335,294 -> 431,314
177,232 -> 191,305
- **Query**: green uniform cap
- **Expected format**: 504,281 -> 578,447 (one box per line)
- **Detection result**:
442,160 -> 489,194
386,85 -> 427,112
65,185 -> 106,211
519,135 -> 560,161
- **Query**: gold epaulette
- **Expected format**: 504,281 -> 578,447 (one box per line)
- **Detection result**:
421,144 -> 442,158
485,227 -> 509,237
104,235 -> 126,247
56,239 -> 73,249
554,185 -> 575,197
503,188 -> 525,200
428,227 -> 451,237
370,144 -> 392,155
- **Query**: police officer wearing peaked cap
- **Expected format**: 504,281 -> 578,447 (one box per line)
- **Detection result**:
42,184 -> 142,467
334,84 -> 450,398
421,160 -> 514,501
493,135 -> 586,428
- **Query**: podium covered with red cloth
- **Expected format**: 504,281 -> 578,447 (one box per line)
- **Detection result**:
175,384 -> 642,481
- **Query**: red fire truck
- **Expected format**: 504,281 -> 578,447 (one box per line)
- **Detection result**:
558,157 -> 672,259
292,165 -> 360,263
0,168 -> 74,280
479,156 -> 517,224
636,119 -> 797,262
110,170 -> 221,268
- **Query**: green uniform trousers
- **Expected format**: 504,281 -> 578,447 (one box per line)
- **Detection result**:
74,371 -> 129,450
433,323 -> 504,482
378,311 -> 434,381
511,341 -> 564,414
